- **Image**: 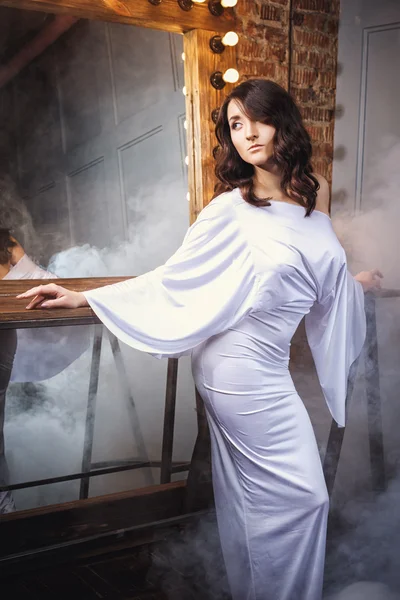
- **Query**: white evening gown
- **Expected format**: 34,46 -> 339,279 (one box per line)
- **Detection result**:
83,188 -> 366,600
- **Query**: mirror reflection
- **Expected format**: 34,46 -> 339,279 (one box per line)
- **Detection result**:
0,7 -> 195,515
0,7 -> 189,275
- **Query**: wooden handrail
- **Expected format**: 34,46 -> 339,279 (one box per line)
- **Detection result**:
0,276 -> 130,328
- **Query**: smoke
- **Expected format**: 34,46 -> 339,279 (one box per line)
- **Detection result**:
47,179 -> 189,278
326,581 -> 400,600
148,511 -> 231,600
324,477 -> 400,596
332,137 -> 400,286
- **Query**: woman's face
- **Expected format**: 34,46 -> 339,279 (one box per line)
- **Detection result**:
227,99 -> 276,167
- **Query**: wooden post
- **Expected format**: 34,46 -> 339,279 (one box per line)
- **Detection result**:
364,293 -> 386,492
80,324 -> 103,499
160,358 -> 179,484
184,29 -> 237,223
184,388 -> 213,512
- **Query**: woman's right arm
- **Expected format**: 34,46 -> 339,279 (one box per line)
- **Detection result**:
17,196 -> 260,359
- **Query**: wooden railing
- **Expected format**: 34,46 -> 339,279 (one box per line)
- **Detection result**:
0,277 -> 212,567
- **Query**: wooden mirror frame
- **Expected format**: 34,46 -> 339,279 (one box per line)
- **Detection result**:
0,0 -> 239,570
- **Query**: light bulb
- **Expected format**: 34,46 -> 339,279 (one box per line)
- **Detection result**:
181,52 -> 185,61
222,31 -> 239,46
223,68 -> 239,84
184,120 -> 188,130
192,0 -> 206,2
182,86 -> 187,96
221,0 -> 238,6
186,192 -> 191,202
185,156 -> 189,165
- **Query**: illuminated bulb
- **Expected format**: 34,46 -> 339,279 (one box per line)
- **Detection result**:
185,156 -> 189,165
210,68 -> 240,89
209,31 -> 239,54
221,0 -> 238,6
184,120 -> 188,130
223,68 -> 240,83
181,52 -> 185,61
186,192 -> 191,202
182,86 -> 187,96
192,0 -> 206,2
222,31 -> 239,46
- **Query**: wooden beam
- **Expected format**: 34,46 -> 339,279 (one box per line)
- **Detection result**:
0,14 -> 78,89
184,28 -> 237,222
0,481 -> 186,563
0,0 -> 235,34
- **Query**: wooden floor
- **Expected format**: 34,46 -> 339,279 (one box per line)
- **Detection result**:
0,520 -> 231,600
1,549 -> 165,599
0,547 -> 198,599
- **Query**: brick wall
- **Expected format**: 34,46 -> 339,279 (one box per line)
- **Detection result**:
234,0 -> 340,183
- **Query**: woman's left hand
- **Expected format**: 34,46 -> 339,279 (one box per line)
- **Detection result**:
354,269 -> 383,292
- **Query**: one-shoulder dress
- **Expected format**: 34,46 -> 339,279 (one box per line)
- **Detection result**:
83,188 -> 366,600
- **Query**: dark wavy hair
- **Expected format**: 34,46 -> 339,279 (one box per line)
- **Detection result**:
214,78 -> 319,216
0,173 -> 38,259
0,228 -> 16,266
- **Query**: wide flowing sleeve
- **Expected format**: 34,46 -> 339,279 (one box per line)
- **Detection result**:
84,197 -> 260,358
305,264 -> 366,427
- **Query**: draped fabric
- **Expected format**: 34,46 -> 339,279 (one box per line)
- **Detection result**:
306,266 -> 365,427
84,198 -> 260,357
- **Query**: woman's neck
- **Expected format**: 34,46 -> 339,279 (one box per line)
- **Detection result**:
253,165 -> 294,203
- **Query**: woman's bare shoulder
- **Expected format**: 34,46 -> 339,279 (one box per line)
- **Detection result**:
314,173 -> 330,215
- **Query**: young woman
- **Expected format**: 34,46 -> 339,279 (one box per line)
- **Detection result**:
18,79 -> 381,599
